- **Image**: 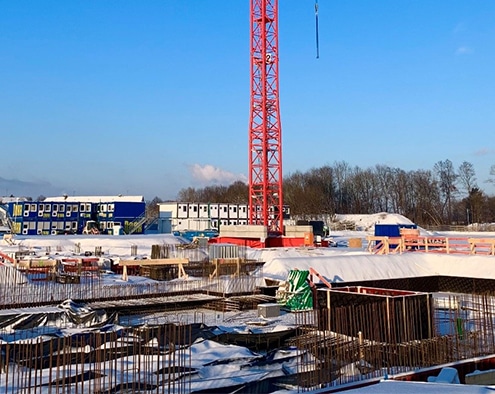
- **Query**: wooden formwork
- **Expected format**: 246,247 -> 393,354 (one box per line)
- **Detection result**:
367,235 -> 495,256
119,258 -> 189,281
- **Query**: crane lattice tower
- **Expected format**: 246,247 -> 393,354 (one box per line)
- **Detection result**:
248,0 -> 283,232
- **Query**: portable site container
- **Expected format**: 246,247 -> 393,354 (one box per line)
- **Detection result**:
177,203 -> 188,219
97,200 -> 146,234
9,201 -> 83,235
188,203 -> 199,218
157,201 -> 291,234
7,196 -> 145,235
198,203 -> 210,218
374,223 -> 418,248
238,205 -> 248,219
229,204 -> 239,219
374,223 -> 418,237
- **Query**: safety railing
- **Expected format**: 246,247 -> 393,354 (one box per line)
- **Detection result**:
367,235 -> 495,256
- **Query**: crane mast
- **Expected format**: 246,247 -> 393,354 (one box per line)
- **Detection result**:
248,0 -> 283,233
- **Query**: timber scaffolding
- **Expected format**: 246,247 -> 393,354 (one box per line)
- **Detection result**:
367,228 -> 495,255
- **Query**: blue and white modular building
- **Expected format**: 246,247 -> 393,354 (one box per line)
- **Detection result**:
7,195 -> 146,235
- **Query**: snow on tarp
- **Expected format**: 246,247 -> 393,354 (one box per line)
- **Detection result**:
178,340 -> 319,392
252,250 -> 495,284
58,299 -> 117,327
0,300 -> 116,332
339,379 -> 495,393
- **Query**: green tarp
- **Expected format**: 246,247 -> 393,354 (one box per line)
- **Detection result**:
282,269 -> 313,311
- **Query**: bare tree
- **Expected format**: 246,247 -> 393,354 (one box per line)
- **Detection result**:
177,187 -> 198,202
374,165 -> 394,212
333,161 -> 352,213
458,161 -> 477,195
488,165 -> 495,184
283,171 -> 310,217
146,197 -> 163,220
434,159 -> 458,223
410,170 -> 441,225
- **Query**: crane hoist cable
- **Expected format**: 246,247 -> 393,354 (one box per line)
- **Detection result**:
315,0 -> 320,59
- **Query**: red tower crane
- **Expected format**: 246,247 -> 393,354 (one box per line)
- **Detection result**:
248,0 -> 283,233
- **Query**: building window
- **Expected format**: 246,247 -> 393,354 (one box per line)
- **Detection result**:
44,204 -> 51,212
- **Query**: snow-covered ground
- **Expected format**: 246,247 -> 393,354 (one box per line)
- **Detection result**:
3,213 -> 494,284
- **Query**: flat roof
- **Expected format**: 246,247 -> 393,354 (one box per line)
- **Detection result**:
44,196 -> 144,203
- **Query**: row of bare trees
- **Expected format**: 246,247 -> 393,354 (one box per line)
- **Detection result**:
163,160 -> 495,226
283,160 -> 495,226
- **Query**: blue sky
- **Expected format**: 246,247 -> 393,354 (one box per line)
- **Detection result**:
1,0 -> 494,200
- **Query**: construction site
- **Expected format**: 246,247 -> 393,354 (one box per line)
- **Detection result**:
1,223 -> 495,393
2,0 -> 495,392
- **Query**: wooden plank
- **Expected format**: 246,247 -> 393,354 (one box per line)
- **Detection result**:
119,258 -> 189,266
120,258 -> 189,281
29,260 -> 57,268
468,238 -> 495,244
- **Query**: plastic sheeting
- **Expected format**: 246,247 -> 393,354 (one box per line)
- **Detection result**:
0,299 -> 117,331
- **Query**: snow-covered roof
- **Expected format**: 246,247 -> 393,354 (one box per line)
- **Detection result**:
0,196 -> 30,203
44,195 -> 144,203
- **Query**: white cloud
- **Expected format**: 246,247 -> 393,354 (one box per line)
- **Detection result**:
455,46 -> 473,55
453,22 -> 466,34
189,164 -> 247,186
475,148 -> 495,157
